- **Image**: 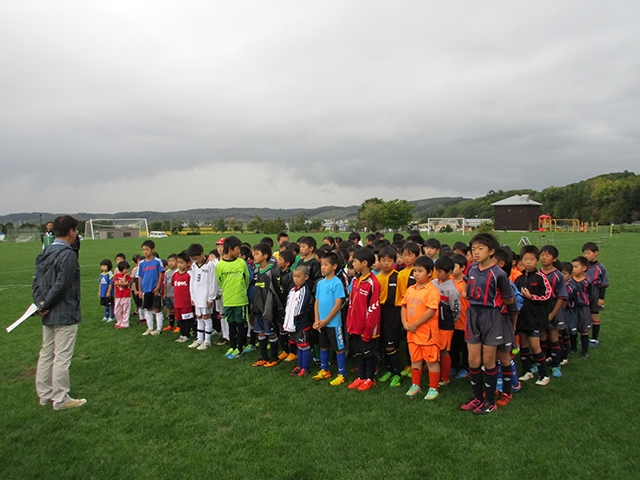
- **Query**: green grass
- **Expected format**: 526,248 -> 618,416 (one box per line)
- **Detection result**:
1,232 -> 640,479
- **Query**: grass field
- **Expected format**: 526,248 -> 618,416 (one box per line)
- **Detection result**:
2,231 -> 640,479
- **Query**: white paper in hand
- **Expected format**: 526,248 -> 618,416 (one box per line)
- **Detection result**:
6,303 -> 39,333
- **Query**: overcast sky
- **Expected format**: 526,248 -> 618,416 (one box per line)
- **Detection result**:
1,1 -> 638,215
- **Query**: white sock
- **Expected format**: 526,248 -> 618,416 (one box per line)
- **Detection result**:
155,312 -> 164,331
221,317 -> 229,340
145,310 -> 154,330
197,319 -> 205,342
204,318 -> 213,344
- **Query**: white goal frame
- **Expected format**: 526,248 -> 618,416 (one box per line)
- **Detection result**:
427,217 -> 467,235
84,218 -> 149,240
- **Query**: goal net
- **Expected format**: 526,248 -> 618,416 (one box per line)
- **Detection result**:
84,218 -> 149,240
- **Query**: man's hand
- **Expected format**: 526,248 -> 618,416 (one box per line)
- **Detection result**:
207,301 -> 213,309
521,287 -> 532,299
597,299 -> 605,307
36,310 -> 50,317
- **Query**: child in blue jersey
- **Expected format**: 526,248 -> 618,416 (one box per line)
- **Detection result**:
312,252 -> 347,386
136,240 -> 165,336
99,259 -> 114,322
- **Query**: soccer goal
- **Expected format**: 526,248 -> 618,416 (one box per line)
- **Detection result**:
426,217 -> 467,235
84,218 -> 149,240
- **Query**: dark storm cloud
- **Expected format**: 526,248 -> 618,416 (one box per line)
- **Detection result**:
0,1 -> 638,213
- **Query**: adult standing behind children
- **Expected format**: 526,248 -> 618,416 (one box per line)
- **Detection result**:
33,215 -> 86,410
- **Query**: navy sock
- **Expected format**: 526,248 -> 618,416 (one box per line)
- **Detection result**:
336,352 -> 346,376
484,366 -> 498,405
388,349 -> 401,376
470,367 -> 483,400
570,335 -> 578,351
550,341 -> 561,368
592,323 -> 600,341
501,362 -> 513,395
581,334 -> 590,354
357,355 -> 367,380
366,355 -> 376,381
534,351 -> 548,379
269,337 -> 279,361
520,346 -> 532,373
320,349 -> 330,371
259,337 -> 268,360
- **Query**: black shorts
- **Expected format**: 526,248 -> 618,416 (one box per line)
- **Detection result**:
100,297 -> 114,307
352,334 -> 378,358
142,292 -> 163,310
547,309 -> 565,331
573,306 -> 592,334
319,326 -> 346,352
466,307 -> 514,351
380,304 -> 402,350
163,297 -> 174,310
290,327 -> 311,348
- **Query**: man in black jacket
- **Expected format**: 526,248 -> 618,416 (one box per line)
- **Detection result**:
33,215 -> 86,410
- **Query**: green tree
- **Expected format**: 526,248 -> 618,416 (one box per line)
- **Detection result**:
246,215 -> 264,233
160,220 -> 171,231
289,214 -> 309,232
263,217 -> 287,234
384,199 -> 414,231
358,197 -> 386,231
149,220 -> 162,231
213,217 -> 227,233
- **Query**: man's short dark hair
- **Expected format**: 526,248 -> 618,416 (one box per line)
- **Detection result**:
582,242 -> 599,253
452,253 -> 468,270
540,245 -> 559,258
52,215 -> 78,237
434,256 -> 454,273
259,236 -> 274,248
100,259 -> 113,270
406,234 -> 425,246
115,253 -> 126,260
298,236 -> 317,250
348,232 -> 361,242
561,262 -> 573,274
452,241 -> 468,254
167,253 -> 177,260
223,235 -> 242,254
414,256 -> 434,273
573,256 -> 589,269
239,245 -> 251,259
287,242 -> 300,255
402,241 -> 421,257
366,233 -> 376,243
425,238 -> 441,249
322,251 -> 339,268
353,246 -> 375,268
378,245 -> 397,261
494,248 -> 512,275
142,239 -> 155,249
392,233 -> 405,242
279,249 -> 296,267
469,232 -> 499,252
187,243 -> 204,257
177,252 -> 190,263
252,243 -> 272,259
277,232 -> 289,241
117,260 -> 130,271
520,245 -> 540,259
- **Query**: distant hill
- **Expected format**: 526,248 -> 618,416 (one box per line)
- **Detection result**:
0,197 -> 467,225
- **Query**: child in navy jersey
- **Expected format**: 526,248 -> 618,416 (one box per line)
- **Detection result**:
567,256 -> 592,359
460,233 -> 515,415
582,242 -> 609,346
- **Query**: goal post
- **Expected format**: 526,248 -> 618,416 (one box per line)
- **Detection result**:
426,217 -> 467,235
84,218 -> 149,240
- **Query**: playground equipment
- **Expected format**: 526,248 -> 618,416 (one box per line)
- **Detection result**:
538,215 -> 598,233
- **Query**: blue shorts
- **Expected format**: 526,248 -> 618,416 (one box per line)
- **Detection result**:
254,314 -> 275,335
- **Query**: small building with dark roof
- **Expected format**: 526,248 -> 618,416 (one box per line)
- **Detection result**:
491,195 -> 542,231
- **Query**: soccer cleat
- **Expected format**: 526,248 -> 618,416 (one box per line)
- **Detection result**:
389,375 -> 402,388
438,380 -> 450,387
175,336 -> 189,343
101,317 -> 108,322
535,376 -> 550,386
215,339 -> 228,347
424,388 -> 439,401
313,369 -> 332,380
531,364 -> 538,374
455,369 -> 469,379
473,402 -> 498,415
197,342 -> 211,351
551,367 -> 563,378
284,353 -> 297,362
378,371 -> 393,382
560,359 -> 568,366
589,339 -> 599,346
497,393 -> 513,407
570,348 -> 579,354
173,327 -> 180,333
188,340 -> 202,349
405,384 -> 422,398
252,360 -> 268,367
460,398 -> 484,411
142,329 -> 152,336
227,349 -> 242,359
106,318 -> 114,323
162,325 -> 173,331
357,379 -> 376,391
512,381 -> 522,393
150,330 -> 161,336
264,360 -> 279,368
347,378 -> 366,390
401,366 -> 411,377
330,374 -> 346,386
224,348 -> 234,358
53,398 -> 87,411
297,368 -> 309,377
244,344 -> 256,353
518,372 -> 535,382
278,351 -> 289,361
291,366 -> 301,375
581,352 -> 589,360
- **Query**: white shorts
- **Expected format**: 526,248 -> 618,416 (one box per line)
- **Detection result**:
194,306 -> 213,317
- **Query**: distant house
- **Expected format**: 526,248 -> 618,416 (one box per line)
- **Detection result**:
491,195 -> 542,231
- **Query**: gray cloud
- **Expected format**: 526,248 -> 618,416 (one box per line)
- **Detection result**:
1,1 -> 638,214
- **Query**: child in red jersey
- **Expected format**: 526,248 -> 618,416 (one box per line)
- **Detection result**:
172,252 -> 194,343
113,261 -> 132,329
346,248 -> 381,391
